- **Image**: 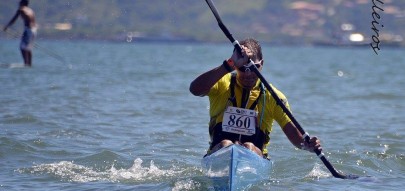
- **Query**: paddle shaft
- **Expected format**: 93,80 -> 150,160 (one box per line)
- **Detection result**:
204,0 -> 348,179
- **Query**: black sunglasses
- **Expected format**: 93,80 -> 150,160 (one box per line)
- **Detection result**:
237,63 -> 262,73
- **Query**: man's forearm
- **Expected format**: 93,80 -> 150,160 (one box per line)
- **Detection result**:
189,63 -> 229,96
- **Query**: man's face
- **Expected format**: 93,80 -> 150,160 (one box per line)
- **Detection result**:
236,60 -> 263,89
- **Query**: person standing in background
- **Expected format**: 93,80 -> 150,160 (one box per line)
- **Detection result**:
3,0 -> 37,67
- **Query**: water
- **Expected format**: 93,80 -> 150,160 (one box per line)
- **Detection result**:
1,39 -> 404,190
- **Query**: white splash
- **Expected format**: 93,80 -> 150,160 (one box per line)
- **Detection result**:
337,70 -> 344,77
172,179 -> 201,191
109,158 -> 182,181
21,161 -> 108,182
19,158 -> 185,183
305,163 -> 331,179
204,167 -> 229,177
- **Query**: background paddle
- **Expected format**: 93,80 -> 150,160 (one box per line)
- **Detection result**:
3,28 -> 66,65
204,0 -> 359,179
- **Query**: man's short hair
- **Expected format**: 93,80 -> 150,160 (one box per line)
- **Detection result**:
20,0 -> 29,6
240,38 -> 263,61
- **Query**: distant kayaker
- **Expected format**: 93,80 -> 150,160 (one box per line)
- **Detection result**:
3,0 -> 37,67
190,38 -> 322,157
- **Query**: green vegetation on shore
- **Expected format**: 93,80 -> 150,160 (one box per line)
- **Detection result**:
1,0 -> 404,46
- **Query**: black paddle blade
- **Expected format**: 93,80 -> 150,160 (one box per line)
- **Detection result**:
333,173 -> 360,179
316,150 -> 360,180
329,167 -> 359,179
344,174 -> 360,179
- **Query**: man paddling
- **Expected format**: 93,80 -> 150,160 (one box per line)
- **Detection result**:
190,38 -> 322,157
3,0 -> 37,67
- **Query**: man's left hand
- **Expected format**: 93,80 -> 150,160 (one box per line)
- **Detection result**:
301,136 -> 322,153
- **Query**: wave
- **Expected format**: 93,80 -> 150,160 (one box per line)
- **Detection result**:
0,137 -> 38,156
17,158 -> 188,184
1,114 -> 39,124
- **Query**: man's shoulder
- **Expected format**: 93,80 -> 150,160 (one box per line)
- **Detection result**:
208,73 -> 232,97
218,73 -> 232,84
20,6 -> 33,14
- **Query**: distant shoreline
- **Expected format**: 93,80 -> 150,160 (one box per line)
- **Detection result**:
1,36 -> 403,48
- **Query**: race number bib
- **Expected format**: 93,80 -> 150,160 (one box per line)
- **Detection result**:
222,106 -> 257,136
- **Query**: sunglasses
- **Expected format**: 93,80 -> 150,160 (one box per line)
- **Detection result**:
237,63 -> 262,73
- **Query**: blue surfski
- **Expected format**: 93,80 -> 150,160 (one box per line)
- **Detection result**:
202,144 -> 272,190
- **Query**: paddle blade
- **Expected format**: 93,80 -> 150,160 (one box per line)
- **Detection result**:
345,174 -> 360,179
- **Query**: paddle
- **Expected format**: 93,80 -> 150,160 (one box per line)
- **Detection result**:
3,28 -> 66,64
204,0 -> 359,179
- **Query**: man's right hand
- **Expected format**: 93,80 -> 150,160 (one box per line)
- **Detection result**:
230,45 -> 253,69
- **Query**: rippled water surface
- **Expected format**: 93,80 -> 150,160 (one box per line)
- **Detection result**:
1,39 -> 404,190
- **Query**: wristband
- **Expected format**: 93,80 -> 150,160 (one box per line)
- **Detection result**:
222,59 -> 234,72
